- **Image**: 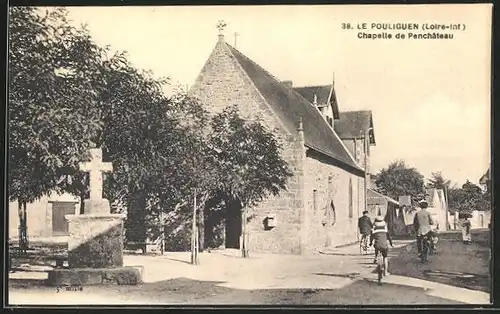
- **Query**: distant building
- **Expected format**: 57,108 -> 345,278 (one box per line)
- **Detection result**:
9,193 -> 80,246
479,166 -> 491,193
425,188 -> 450,231
366,189 -> 403,235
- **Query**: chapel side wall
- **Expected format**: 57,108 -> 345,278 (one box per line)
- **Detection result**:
189,40 -> 304,254
303,152 -> 364,252
245,138 -> 305,254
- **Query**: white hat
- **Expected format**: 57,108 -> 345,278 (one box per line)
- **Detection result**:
419,199 -> 429,207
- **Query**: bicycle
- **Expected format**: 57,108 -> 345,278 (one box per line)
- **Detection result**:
429,234 -> 438,255
360,234 -> 369,255
420,232 -> 432,263
376,254 -> 386,285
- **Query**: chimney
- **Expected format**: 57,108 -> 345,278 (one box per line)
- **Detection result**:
282,80 -> 293,88
218,33 -> 225,42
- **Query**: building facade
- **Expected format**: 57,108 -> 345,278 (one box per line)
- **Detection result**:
9,193 -> 80,245
189,34 -> 367,254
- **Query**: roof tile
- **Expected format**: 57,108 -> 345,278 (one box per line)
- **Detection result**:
226,44 -> 363,175
335,110 -> 376,144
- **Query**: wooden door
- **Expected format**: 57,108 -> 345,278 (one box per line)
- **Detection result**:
52,202 -> 76,235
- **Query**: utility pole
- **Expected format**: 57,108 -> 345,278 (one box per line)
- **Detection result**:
444,184 -> 450,230
363,130 -> 369,215
191,189 -> 199,265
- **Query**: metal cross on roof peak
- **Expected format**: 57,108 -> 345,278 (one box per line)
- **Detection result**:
216,20 -> 227,34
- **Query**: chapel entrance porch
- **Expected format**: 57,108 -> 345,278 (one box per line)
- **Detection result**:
224,200 -> 242,249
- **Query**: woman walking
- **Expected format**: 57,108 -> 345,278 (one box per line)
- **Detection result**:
462,217 -> 472,244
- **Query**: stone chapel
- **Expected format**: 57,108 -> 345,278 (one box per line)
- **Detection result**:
189,33 -> 376,254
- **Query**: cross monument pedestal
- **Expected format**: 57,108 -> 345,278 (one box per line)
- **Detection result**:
47,148 -> 143,286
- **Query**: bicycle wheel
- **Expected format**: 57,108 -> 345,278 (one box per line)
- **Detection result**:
377,262 -> 383,284
421,239 -> 428,263
360,237 -> 366,255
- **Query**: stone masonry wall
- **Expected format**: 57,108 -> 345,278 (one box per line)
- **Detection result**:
303,151 -> 365,253
189,38 -> 305,254
245,133 -> 305,254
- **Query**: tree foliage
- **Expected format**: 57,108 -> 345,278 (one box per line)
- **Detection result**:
210,105 -> 293,209
448,180 -> 491,213
9,7 -> 103,203
9,8 -> 293,255
427,171 -> 451,191
374,160 -> 425,205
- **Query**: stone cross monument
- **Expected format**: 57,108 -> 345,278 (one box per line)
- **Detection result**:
47,147 -> 142,286
79,148 -> 113,214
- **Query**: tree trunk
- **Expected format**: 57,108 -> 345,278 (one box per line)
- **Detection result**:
17,201 -> 28,254
23,201 -> 28,251
159,210 -> 165,255
17,201 -> 23,254
197,193 -> 209,252
222,198 -> 230,249
79,191 -> 85,215
241,201 -> 248,258
198,207 -> 205,252
126,190 -> 147,254
191,189 -> 198,265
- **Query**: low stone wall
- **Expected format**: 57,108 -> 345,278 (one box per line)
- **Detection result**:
46,266 -> 144,286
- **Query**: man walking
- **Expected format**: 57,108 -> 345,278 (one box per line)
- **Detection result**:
413,199 -> 435,258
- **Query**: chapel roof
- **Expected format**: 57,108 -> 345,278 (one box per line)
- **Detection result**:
293,85 -> 340,119
334,110 -> 376,145
222,43 -> 363,175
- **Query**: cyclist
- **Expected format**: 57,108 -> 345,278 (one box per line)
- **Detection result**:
370,216 -> 393,276
413,199 -> 435,259
358,210 -> 373,250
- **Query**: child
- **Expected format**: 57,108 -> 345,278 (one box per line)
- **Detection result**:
370,216 -> 394,276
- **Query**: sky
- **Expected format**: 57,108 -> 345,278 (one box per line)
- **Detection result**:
62,4 -> 492,186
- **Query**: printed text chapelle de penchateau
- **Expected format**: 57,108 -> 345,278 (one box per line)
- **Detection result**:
342,22 -> 465,40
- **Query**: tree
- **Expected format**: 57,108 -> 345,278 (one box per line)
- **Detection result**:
8,8 -> 294,259
8,7 -> 208,251
8,7 -> 104,250
448,180 -> 491,214
374,160 -> 425,206
428,171 -> 451,191
209,106 -> 293,257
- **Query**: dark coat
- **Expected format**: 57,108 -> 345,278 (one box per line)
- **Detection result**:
370,229 -> 393,249
358,215 -> 373,235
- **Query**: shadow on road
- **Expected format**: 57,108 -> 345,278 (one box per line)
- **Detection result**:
313,272 -> 361,279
